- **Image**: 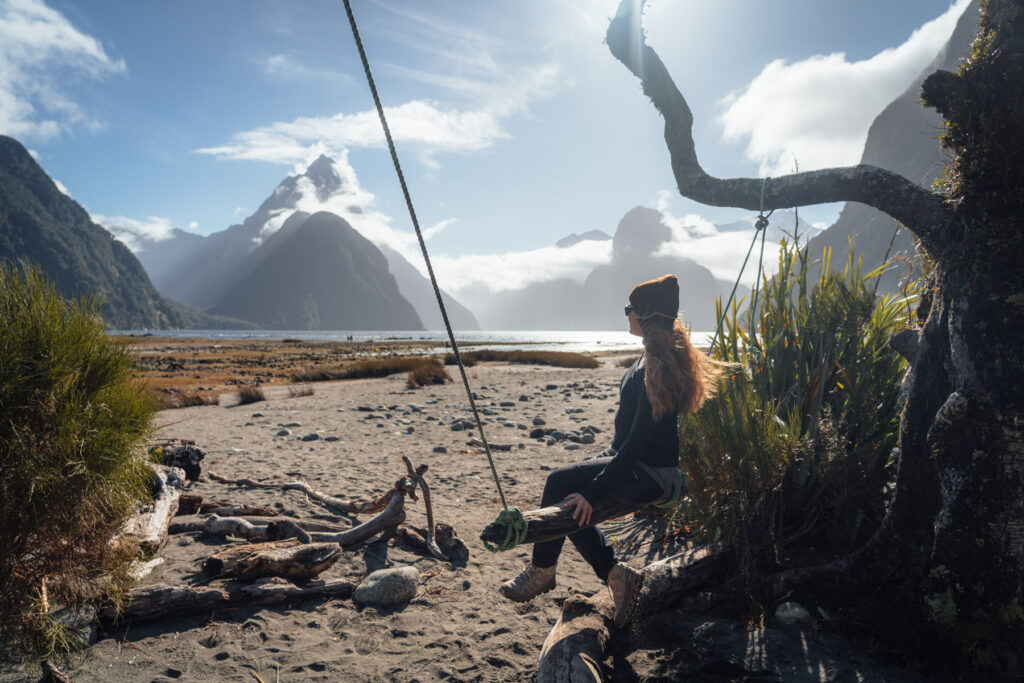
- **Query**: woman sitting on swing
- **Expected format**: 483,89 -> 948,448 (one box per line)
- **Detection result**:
498,274 -> 721,625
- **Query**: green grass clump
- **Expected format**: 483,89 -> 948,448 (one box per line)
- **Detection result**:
407,360 -> 451,388
292,355 -> 439,382
444,349 -> 599,369
0,264 -> 155,655
236,384 -> 266,404
675,240 -> 916,598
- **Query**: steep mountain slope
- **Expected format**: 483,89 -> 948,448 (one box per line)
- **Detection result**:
379,245 -> 479,331
207,212 -> 423,330
808,0 -> 980,292
0,135 -> 246,329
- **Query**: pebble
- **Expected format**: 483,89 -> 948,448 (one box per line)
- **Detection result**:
529,428 -> 546,439
324,436 -> 340,442
545,384 -> 558,390
499,401 -> 516,407
354,566 -> 420,606
532,416 -> 546,426
518,395 -> 530,401
433,445 -> 448,454
283,421 -> 302,428
301,433 -> 320,442
275,429 -> 291,437
250,412 -> 264,418
564,444 -> 581,451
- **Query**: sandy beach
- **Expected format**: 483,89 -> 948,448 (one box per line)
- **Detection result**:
20,356 -> 689,682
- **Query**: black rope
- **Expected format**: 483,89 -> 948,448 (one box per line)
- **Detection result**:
341,0 -> 510,510
708,178 -> 773,354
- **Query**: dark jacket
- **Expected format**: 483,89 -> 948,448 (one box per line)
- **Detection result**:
580,355 -> 679,504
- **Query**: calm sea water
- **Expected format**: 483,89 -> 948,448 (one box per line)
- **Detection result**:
110,329 -> 715,354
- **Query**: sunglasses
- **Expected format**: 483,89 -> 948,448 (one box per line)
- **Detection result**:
624,305 -> 634,317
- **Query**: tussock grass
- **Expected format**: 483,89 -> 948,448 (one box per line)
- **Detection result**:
287,384 -> 314,398
0,263 -> 154,656
407,360 -> 451,388
674,240 -> 916,605
444,349 -> 599,369
149,387 -> 220,409
292,355 -> 439,382
236,385 -> 266,404
616,354 -> 640,368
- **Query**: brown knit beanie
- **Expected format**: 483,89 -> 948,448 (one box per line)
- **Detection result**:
629,274 -> 679,320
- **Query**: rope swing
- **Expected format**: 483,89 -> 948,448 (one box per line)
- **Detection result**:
341,0 -> 527,551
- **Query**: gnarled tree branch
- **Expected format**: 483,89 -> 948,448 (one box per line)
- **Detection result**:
605,0 -> 952,252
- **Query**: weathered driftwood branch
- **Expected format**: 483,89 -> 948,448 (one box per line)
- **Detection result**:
536,546 -> 735,682
178,493 -> 292,517
120,465 -> 184,552
398,523 -> 470,563
169,514 -> 268,540
537,591 -> 614,683
604,0 -> 951,251
101,577 -> 355,624
214,542 -> 342,582
268,486 -> 410,547
479,497 -> 644,546
204,539 -> 301,576
207,471 -> 394,514
402,455 -> 446,560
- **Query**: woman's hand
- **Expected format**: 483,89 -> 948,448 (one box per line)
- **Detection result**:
563,493 -> 593,527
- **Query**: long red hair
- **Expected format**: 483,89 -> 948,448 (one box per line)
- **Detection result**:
640,317 -> 721,420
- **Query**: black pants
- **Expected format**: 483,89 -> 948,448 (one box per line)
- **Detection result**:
531,456 -> 662,581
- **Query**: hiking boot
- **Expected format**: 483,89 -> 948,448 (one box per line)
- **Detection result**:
498,563 -> 556,602
607,562 -> 644,626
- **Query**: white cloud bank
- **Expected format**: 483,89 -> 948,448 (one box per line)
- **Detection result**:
0,0 -> 125,140
196,63 -> 559,168
718,0 -> 970,175
93,214 -> 177,253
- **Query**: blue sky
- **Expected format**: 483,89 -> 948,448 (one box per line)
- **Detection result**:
2,0 -> 970,291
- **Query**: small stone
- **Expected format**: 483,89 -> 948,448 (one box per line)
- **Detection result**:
564,443 -> 581,451
283,421 -> 302,428
499,401 -> 515,407
324,436 -> 340,442
518,395 -> 529,402
301,433 -> 321,442
565,407 -> 584,414
529,428 -> 546,439
532,416 -> 546,426
250,412 -> 264,418
275,429 -> 291,437
51,604 -> 97,647
774,601 -> 812,625
545,384 -> 558,390
354,566 -> 419,606
450,422 -> 465,432
433,445 -> 448,454
544,436 -> 556,446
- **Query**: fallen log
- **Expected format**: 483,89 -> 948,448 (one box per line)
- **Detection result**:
207,471 -> 394,514
169,514 -> 267,540
121,465 -> 185,552
479,497 -> 645,546
537,591 -> 614,683
177,492 -> 205,515
397,523 -> 469,563
203,539 -> 302,576
100,577 -> 355,624
224,542 -> 342,582
267,487 -> 409,547
536,546 -> 735,683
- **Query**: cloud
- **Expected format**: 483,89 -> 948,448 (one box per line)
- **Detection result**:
260,54 -> 351,86
188,221 -> 198,230
717,0 -> 970,175
0,0 -> 125,141
93,214 -> 176,253
435,239 -> 614,294
52,176 -> 69,195
197,62 -> 559,167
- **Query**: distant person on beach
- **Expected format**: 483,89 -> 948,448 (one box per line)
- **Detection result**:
498,274 -> 722,625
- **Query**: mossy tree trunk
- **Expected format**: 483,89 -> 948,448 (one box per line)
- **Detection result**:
606,0 -> 1024,671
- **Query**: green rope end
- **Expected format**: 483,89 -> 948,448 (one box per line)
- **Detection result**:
482,506 -> 527,552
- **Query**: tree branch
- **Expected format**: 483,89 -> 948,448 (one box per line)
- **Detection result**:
605,0 -> 952,251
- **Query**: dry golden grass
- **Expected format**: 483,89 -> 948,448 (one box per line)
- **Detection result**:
236,385 -> 266,405
407,361 -> 451,388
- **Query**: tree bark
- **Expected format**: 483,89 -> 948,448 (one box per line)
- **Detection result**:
203,539 -> 302,576
605,0 -> 1024,671
479,497 -> 644,547
100,577 -> 355,624
120,465 -> 184,552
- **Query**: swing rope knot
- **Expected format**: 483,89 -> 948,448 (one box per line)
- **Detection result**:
482,506 -> 528,552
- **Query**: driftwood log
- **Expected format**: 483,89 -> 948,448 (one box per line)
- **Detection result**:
219,542 -> 342,582
479,497 -> 645,546
204,539 -> 301,576
101,577 -> 355,624
120,465 -> 184,552
177,494 -> 290,518
536,546 -> 734,683
207,471 -> 394,514
397,523 -> 469,563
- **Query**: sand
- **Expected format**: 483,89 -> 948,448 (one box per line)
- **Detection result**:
31,358 -> 684,682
